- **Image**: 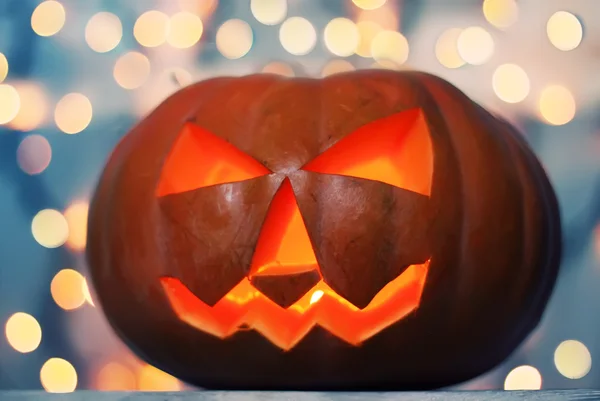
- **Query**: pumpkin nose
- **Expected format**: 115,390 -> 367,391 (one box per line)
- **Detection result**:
249,177 -> 321,308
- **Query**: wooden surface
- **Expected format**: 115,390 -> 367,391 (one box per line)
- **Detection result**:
1,391 -> 600,401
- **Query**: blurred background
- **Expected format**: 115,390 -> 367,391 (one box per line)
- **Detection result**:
0,0 -> 598,393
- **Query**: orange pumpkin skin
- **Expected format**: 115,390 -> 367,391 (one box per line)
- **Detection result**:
87,70 -> 561,390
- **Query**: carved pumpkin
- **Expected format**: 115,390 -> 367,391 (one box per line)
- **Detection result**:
87,70 -> 561,390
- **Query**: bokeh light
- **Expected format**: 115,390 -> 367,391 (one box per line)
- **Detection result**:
0,52 -> 8,83
0,84 -> 21,125
352,0 -> 387,10
138,365 -> 181,391
435,28 -> 465,69
5,312 -> 42,353
324,18 -> 360,57
64,201 -> 89,251
355,21 -> 383,58
134,10 -> 169,48
538,85 -> 576,126
261,62 -> 295,77
31,209 -> 69,249
113,52 -> 151,90
457,26 -> 494,65
279,17 -> 317,56
370,60 -> 400,70
483,0 -> 519,29
40,358 -> 77,393
31,1 -> 66,37
85,12 -> 123,53
251,0 -> 287,26
371,30 -> 409,65
492,63 -> 530,103
321,59 -> 355,77
547,11 -> 583,52
177,0 -> 218,18
167,12 -> 203,49
51,269 -> 86,311
54,93 -> 93,134
8,82 -> 49,131
17,134 -> 52,175
95,362 -> 136,391
504,365 -> 542,390
216,19 -> 254,59
554,340 -> 592,379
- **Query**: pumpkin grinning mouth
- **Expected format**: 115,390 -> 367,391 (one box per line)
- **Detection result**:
160,260 -> 429,351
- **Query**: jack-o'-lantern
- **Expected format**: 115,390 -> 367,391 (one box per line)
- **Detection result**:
87,70 -> 561,390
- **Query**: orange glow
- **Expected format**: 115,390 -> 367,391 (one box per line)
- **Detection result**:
302,108 -> 433,196
95,362 -> 136,391
156,123 -> 270,196
64,201 -> 89,251
161,260 -> 428,350
250,178 -> 318,276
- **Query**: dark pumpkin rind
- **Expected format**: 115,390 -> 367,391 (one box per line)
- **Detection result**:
158,174 -> 283,306
87,70 -> 561,390
289,170 -> 433,309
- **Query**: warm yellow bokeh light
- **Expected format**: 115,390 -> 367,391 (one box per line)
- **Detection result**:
0,84 -> 21,125
324,18 -> 360,57
8,82 -> 49,131
356,5 -> 398,31
96,362 -> 136,391
435,28 -> 465,69
355,21 -> 383,58
251,0 -> 287,26
279,17 -> 317,56
0,53 -> 8,83
371,30 -> 409,65
492,63 -> 530,103
554,340 -> 592,379
370,60 -> 399,70
54,93 -> 93,134
51,269 -> 86,311
82,278 -> 95,306
17,134 -> 52,175
216,19 -> 254,59
504,365 -> 542,390
138,365 -> 181,391
64,201 -> 89,251
539,85 -> 576,126
457,26 -> 494,65
5,312 -> 42,353
321,59 -> 355,77
261,62 -> 295,77
32,209 -> 69,248
483,0 -> 519,29
547,11 -> 583,52
85,12 -> 123,53
31,1 -> 66,37
40,358 -> 78,393
134,10 -> 169,48
178,0 -> 218,19
352,0 -> 387,10
167,12 -> 203,49
113,52 -> 151,90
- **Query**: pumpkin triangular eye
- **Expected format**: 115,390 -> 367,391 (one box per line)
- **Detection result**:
156,123 -> 271,197
302,108 -> 433,196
